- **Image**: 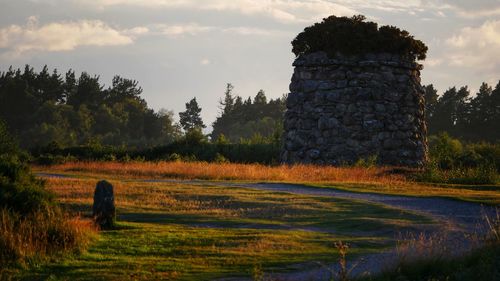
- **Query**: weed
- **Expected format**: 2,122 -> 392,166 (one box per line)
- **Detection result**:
252,263 -> 264,281
353,155 -> 378,168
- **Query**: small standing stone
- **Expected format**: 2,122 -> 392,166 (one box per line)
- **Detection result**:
93,180 -> 115,229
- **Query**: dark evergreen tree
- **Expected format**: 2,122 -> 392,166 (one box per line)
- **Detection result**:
0,65 -> 180,148
211,85 -> 285,143
423,84 -> 438,131
67,72 -> 104,110
467,83 -> 492,140
219,83 -> 235,115
430,86 -> 470,136
179,97 -> 205,132
487,81 -> 500,141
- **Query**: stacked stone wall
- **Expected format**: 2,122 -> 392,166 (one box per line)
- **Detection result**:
282,51 -> 428,166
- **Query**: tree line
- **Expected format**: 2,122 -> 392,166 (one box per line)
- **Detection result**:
0,65 -> 183,148
211,83 -> 286,143
424,82 -> 500,142
1,65 -> 499,151
0,66 -> 286,149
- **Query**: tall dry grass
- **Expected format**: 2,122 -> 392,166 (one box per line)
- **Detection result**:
46,161 -> 408,185
41,161 -> 500,204
0,207 -> 96,267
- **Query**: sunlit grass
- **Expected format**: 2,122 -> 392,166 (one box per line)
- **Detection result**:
37,161 -> 500,204
41,161 -> 407,184
16,175 -> 436,280
23,223 -> 383,281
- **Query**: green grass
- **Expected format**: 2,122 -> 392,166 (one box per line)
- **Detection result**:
8,176 -> 436,280
304,182 -> 500,205
21,223 -> 382,281
361,243 -> 500,281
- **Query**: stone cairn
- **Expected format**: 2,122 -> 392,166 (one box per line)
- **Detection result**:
93,180 -> 116,229
282,51 -> 428,167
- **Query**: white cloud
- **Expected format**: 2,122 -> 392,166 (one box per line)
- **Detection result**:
454,7 -> 500,19
200,58 -> 211,65
445,20 -> 500,74
83,0 -> 357,23
222,27 -> 284,36
0,17 -> 134,56
424,58 -> 443,67
124,26 -> 149,36
150,23 -> 285,37
159,23 -> 214,37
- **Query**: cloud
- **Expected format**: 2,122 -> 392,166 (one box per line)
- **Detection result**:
433,0 -> 500,18
445,20 -> 500,74
158,23 -> 214,37
83,0 -> 357,23
0,17 -> 134,56
453,7 -> 500,18
150,23 -> 285,37
424,58 -> 443,67
124,26 -> 149,36
222,27 -> 286,36
200,58 -> 211,65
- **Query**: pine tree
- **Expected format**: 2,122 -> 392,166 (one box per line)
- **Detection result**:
468,83 -> 492,139
219,83 -> 235,115
423,84 -> 438,132
431,86 -> 469,136
179,97 -> 205,132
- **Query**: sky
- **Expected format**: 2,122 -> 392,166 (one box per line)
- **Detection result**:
1,0 -> 499,128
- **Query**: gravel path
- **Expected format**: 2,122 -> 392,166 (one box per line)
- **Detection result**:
132,179 -> 495,232
140,179 -> 497,280
38,173 -> 498,280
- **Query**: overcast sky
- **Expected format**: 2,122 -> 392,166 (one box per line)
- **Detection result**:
1,0 -> 499,128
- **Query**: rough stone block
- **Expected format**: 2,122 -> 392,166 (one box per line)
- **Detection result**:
93,180 -> 116,229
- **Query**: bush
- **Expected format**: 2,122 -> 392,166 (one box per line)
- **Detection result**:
415,162 -> 498,185
1,158 -> 54,216
167,153 -> 182,162
0,121 -> 18,156
213,153 -> 230,164
412,133 -> 500,184
0,121 -> 95,268
0,208 -> 95,266
353,155 -> 378,168
292,15 -> 428,60
428,133 -> 500,171
36,154 -> 77,166
429,133 -> 463,169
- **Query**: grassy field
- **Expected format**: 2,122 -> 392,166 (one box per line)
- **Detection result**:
37,161 -> 500,204
16,175 -> 435,280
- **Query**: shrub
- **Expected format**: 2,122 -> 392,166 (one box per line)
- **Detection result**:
0,156 -> 55,215
167,153 -> 182,162
0,121 -> 18,156
182,128 -> 208,145
353,155 -> 378,168
214,153 -> 230,164
0,208 -> 96,266
415,162 -> 498,185
36,154 -> 77,166
429,133 -> 463,169
292,15 -> 428,60
0,121 -> 96,268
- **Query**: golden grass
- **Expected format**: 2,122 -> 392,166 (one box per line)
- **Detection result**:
43,161 -> 407,184
46,177 -> 243,218
38,161 -> 500,204
0,208 -> 96,266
